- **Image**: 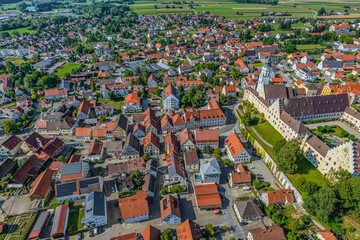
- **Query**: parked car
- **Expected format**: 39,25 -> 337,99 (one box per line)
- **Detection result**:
239,222 -> 248,226
78,233 -> 84,240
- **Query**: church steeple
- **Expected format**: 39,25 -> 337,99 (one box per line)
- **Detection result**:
256,57 -> 271,92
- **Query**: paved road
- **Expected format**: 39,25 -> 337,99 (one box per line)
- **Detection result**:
306,120 -> 360,139
219,168 -> 246,240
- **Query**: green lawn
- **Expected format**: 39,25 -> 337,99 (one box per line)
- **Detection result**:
55,63 -> 83,77
246,125 -> 276,158
253,121 -> 284,147
238,112 -> 328,189
68,207 -> 84,231
98,98 -> 124,111
49,198 -> 60,210
311,125 -> 349,138
288,157 -> 329,189
297,44 -> 326,51
0,27 -> 36,37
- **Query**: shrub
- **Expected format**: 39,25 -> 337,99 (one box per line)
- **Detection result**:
348,134 -> 356,141
340,130 -> 349,137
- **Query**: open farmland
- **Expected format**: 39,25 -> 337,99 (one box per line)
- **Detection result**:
131,0 -> 360,19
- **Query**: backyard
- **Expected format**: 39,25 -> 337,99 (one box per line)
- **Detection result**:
97,98 -> 124,111
68,206 -> 84,234
55,63 -> 84,77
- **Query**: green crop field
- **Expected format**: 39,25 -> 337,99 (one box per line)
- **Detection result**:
130,0 -> 360,19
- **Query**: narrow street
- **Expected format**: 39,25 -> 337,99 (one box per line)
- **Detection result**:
219,168 -> 246,240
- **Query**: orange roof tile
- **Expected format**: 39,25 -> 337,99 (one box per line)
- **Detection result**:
225,132 -> 245,159
266,189 -> 294,204
28,168 -> 53,199
118,191 -> 149,220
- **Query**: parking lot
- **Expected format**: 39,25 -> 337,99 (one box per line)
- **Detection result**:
246,160 -> 281,190
179,193 -> 223,228
0,195 -> 37,221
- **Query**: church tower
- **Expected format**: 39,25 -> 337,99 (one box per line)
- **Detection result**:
256,58 -> 271,93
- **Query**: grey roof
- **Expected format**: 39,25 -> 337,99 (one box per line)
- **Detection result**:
105,141 -> 123,153
143,174 -> 156,193
116,114 -> 129,132
31,211 -> 50,232
264,85 -> 295,100
56,181 -> 77,197
79,176 -> 102,194
234,199 -> 264,219
321,60 -> 343,69
55,177 -> 102,198
42,112 -> 62,121
282,93 -> 349,118
61,163 -> 82,176
50,205 -> 68,236
200,158 -> 221,175
84,191 -> 106,220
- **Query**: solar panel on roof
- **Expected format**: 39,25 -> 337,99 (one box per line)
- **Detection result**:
163,198 -> 168,210
61,163 -> 82,175
79,177 -> 99,188
56,182 -> 77,197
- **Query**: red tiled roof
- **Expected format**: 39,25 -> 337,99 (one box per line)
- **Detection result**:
118,191 -> 149,220
28,168 -> 53,199
141,225 -> 161,240
110,233 -> 137,240
225,132 -> 245,159
266,189 -> 294,204
176,219 -> 202,240
87,139 -> 103,155
125,93 -> 141,103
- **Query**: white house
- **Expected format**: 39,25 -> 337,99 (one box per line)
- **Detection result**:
83,191 -> 107,229
160,195 -> 181,225
225,132 -> 252,164
162,85 -> 180,110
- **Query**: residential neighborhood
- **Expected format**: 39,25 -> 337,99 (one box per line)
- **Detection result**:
0,1 -> 359,240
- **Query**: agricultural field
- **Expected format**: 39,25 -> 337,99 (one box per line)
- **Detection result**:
130,0 -> 360,19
